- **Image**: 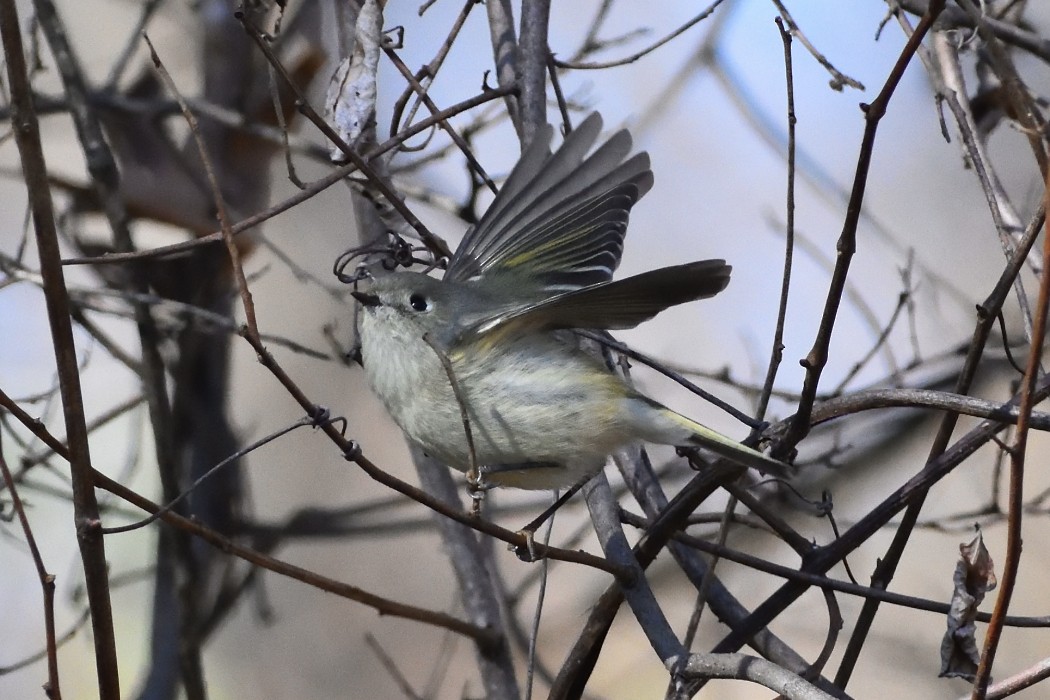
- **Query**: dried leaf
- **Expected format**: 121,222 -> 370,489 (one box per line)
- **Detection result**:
939,531 -> 997,680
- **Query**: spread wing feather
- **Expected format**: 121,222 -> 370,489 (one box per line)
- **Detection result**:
467,260 -> 732,338
446,113 -> 653,289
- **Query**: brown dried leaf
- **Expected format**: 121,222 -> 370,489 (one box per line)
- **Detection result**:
939,530 -> 997,680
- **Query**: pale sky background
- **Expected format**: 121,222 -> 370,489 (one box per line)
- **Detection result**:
2,1 -> 1050,698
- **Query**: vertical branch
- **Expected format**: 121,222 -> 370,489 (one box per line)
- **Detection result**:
0,1 -> 120,697
486,0 -> 522,137
517,0 -> 551,146
321,3 -> 522,694
411,448 -> 521,700
27,0 -> 211,695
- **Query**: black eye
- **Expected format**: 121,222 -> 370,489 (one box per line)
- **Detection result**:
408,293 -> 430,312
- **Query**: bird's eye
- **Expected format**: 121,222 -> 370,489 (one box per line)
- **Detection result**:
408,293 -> 430,312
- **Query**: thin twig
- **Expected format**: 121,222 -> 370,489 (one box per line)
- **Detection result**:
770,0 -> 864,91
831,288 -> 910,395
382,43 -> 497,192
60,85 -> 513,267
778,1 -> 946,456
799,387 -> 1050,432
17,393 -> 147,473
754,17 -> 796,427
238,11 -> 453,259
524,502 -> 556,700
555,1 -> 726,70
0,609 -> 90,677
665,494 -> 737,699
102,0 -> 163,88
102,416 -> 314,534
421,332 -> 480,493
144,33 -> 260,338
0,441 -> 62,698
390,0 -> 477,146
932,33 -> 1036,340
365,634 -> 424,700
574,329 -> 763,430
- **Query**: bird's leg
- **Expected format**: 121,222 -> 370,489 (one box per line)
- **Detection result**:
467,468 -> 496,517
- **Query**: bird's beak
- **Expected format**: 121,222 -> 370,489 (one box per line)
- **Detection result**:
351,290 -> 381,307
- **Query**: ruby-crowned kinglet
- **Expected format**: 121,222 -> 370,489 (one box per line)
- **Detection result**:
352,113 -> 787,489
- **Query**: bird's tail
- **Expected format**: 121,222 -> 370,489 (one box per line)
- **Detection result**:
632,398 -> 789,478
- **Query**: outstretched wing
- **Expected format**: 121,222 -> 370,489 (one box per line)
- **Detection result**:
464,260 -> 732,338
446,113 -> 654,290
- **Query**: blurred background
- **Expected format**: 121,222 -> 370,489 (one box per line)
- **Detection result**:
2,1 -> 1050,698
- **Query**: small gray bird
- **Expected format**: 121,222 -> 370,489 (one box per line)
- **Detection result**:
353,113 -> 786,490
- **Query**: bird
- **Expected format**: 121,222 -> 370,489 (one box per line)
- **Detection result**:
352,113 -> 787,491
